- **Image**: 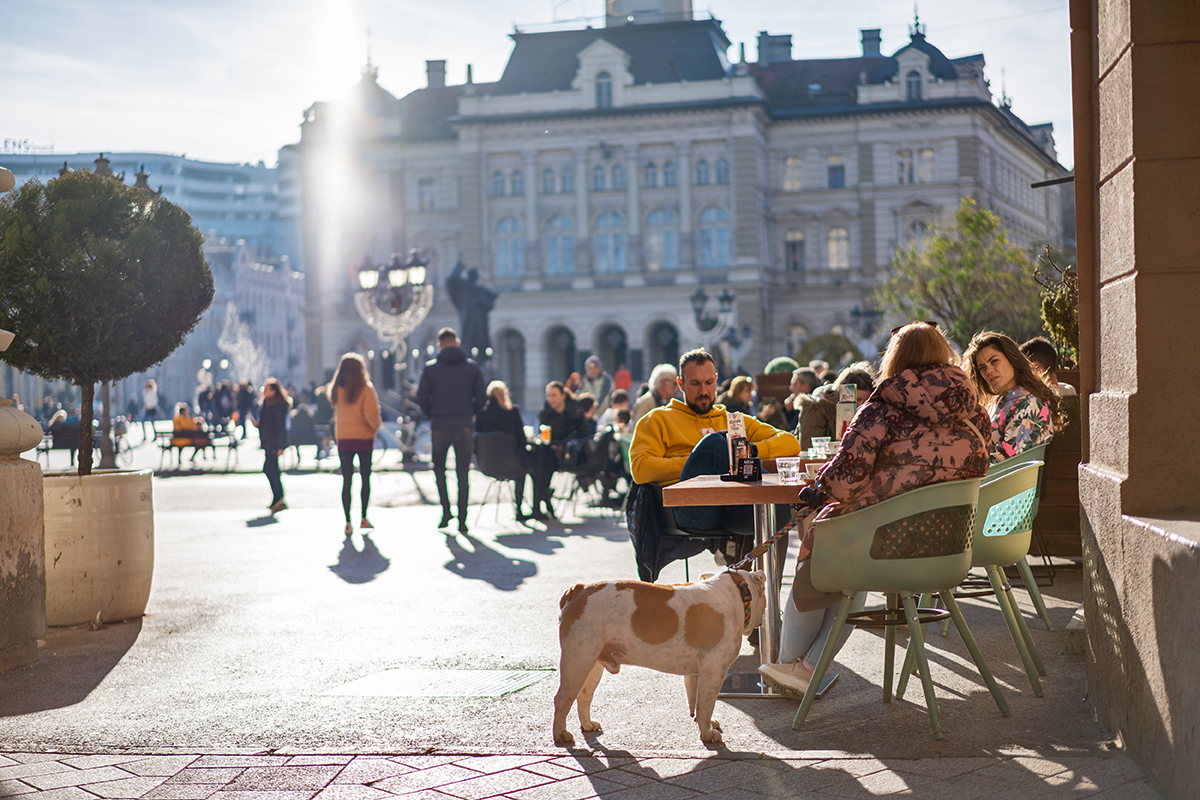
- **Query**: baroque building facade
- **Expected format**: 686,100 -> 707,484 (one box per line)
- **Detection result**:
297,16 -> 1067,407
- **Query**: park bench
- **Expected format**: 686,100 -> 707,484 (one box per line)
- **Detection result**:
157,428 -> 240,472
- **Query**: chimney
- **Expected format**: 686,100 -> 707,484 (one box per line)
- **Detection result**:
756,32 -> 792,66
426,60 -> 446,88
466,64 -> 473,84
861,29 -> 882,57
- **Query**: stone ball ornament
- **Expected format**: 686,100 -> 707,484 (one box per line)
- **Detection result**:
0,166 -> 15,194
0,328 -> 44,459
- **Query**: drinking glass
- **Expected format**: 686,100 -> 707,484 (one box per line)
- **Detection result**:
777,457 -> 802,485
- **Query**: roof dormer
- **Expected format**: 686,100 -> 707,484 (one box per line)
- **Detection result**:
571,39 -> 633,109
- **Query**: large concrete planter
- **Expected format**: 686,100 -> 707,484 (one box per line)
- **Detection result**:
43,469 -> 154,627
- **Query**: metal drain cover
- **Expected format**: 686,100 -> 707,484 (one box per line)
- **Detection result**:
322,669 -> 553,698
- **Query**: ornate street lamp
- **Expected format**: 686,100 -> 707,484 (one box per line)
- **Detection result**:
353,248 -> 434,358
681,285 -> 737,347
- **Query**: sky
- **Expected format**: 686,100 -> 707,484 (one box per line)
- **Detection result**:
1,1 -> 1074,169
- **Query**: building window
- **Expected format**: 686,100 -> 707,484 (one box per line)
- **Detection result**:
592,165 -> 606,192
511,170 -> 524,196
827,226 -> 850,269
785,230 -> 805,271
906,70 -> 922,102
783,156 -> 802,191
644,161 -> 657,188
544,215 -> 575,276
715,158 -> 730,185
916,147 -> 935,183
695,159 -> 710,186
645,208 -> 678,271
542,168 -> 556,194
663,160 -> 676,187
827,154 -> 845,189
594,212 -> 626,273
897,149 -> 914,185
611,163 -> 625,190
698,206 -> 730,268
418,179 -> 435,211
907,220 -> 929,242
596,71 -> 612,108
490,171 -> 505,197
495,217 -> 526,278
562,165 -> 575,193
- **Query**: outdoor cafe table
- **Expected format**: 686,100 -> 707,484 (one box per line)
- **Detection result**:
662,472 -> 810,685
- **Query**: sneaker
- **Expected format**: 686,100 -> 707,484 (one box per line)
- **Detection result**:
757,661 -> 813,699
438,513 -> 452,529
458,520 -> 469,534
344,522 -> 353,537
360,518 -> 374,530
269,500 -> 287,513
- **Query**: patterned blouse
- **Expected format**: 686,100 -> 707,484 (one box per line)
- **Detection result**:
989,386 -> 1054,463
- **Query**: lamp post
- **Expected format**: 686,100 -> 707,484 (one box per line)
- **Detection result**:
680,285 -> 737,348
353,249 -> 434,360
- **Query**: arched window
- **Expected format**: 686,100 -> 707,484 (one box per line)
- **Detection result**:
595,71 -> 612,108
542,168 -> 555,194
611,163 -> 625,190
785,230 -> 805,271
663,160 -> 677,187
644,161 -> 657,188
646,208 -> 678,271
544,215 -> 575,276
594,212 -> 626,273
490,171 -> 505,197
916,147 -> 935,183
907,220 -> 929,240
906,70 -> 922,102
698,206 -> 730,268
511,169 -> 524,196
695,159 -> 710,186
827,227 -> 850,269
897,149 -> 914,185
495,217 -> 526,278
592,165 -> 606,192
783,155 -> 802,191
561,165 -> 575,193
715,158 -> 730,185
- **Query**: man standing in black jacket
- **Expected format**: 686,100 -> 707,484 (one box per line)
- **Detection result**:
417,327 -> 486,532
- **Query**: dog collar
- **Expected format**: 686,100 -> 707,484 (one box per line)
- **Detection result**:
728,570 -> 753,629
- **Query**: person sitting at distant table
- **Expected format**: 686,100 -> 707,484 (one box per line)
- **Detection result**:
475,380 -> 532,522
531,381 -> 589,520
171,402 -> 212,462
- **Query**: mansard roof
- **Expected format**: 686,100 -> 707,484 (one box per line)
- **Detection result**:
749,56 -> 887,110
492,19 -> 733,95
398,83 -> 496,141
874,31 -> 962,82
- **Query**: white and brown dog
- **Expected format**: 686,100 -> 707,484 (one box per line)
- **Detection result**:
553,569 -> 767,745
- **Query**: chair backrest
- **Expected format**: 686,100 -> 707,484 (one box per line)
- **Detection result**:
971,461 -> 1041,568
986,442 -> 1049,517
810,478 -> 982,595
645,483 -> 731,537
473,431 -> 525,481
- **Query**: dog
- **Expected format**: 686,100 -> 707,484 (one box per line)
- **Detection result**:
553,569 -> 767,745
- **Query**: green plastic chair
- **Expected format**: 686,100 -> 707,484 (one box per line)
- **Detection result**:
901,462 -> 1046,698
986,444 -> 1055,630
791,477 -> 1010,740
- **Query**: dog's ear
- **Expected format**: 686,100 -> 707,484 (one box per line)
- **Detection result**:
748,570 -> 767,590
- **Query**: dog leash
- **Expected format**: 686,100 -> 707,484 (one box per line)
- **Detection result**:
726,525 -> 789,572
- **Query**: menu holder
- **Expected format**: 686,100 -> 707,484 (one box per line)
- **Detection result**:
835,383 -> 857,440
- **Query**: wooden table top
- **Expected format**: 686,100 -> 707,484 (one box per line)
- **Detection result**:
661,472 -> 811,507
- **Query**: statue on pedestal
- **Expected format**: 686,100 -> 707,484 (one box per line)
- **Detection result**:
446,262 -> 497,362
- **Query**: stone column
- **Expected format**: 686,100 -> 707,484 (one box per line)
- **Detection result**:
574,145 -> 590,273
625,144 -> 641,272
0,398 -> 46,674
676,141 -> 692,269
523,149 -> 540,279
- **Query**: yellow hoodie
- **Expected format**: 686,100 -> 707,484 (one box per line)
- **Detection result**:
630,399 -> 800,486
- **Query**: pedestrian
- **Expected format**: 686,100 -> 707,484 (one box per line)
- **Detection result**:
141,379 -> 159,440
328,353 -> 383,536
417,327 -> 486,533
579,355 -> 614,414
254,378 -> 291,514
236,380 -> 257,439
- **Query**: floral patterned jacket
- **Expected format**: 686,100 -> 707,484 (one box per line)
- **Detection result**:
812,364 -> 991,523
990,386 -> 1054,463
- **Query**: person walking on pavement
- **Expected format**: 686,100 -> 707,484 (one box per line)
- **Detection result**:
254,378 -> 291,514
141,379 -> 159,441
328,353 -> 383,536
418,327 -> 486,533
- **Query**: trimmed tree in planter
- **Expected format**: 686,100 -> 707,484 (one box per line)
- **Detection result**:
0,169 -> 213,475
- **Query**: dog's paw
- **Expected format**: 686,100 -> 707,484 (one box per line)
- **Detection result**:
554,729 -> 576,746
580,720 -> 603,733
700,727 -> 724,743
711,719 -> 722,732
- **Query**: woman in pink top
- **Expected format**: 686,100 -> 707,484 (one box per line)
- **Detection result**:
328,354 -> 383,536
963,331 -> 1061,463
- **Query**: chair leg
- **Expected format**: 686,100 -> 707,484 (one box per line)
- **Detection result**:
940,592 -> 1011,718
792,594 -> 854,731
1005,573 -> 1046,677
883,594 -> 897,703
986,565 -> 1043,697
900,593 -> 945,740
897,592 -> 937,700
1017,556 -> 1055,631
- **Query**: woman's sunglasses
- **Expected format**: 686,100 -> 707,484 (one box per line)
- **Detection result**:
890,321 -> 939,336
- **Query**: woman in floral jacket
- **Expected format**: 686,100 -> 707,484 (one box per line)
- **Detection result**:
962,331 -> 1061,463
758,322 -> 992,699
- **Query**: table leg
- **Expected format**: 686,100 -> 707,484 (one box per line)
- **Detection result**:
754,502 -> 781,664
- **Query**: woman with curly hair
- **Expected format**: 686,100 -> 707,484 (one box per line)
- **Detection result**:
962,330 -> 1061,463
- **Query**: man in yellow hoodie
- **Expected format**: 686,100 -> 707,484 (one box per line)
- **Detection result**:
631,348 -> 800,532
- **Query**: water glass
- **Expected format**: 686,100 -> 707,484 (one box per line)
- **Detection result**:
777,457 -> 802,485
811,437 -> 832,454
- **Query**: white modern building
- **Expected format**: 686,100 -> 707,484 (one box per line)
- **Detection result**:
298,11 -> 1070,407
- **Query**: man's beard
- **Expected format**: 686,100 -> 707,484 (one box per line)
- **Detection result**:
686,396 -> 712,415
